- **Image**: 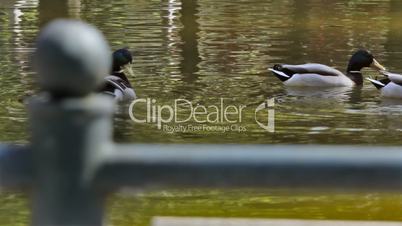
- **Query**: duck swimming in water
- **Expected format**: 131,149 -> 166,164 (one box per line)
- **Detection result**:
99,48 -> 136,101
367,71 -> 402,99
269,50 -> 386,87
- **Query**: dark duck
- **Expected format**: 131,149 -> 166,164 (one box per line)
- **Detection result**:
269,50 -> 386,87
99,48 -> 136,101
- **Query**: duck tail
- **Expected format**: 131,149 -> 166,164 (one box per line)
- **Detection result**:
366,78 -> 386,90
269,64 -> 291,82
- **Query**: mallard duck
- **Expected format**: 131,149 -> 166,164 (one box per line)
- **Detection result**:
269,50 -> 386,87
99,48 -> 136,101
367,71 -> 402,98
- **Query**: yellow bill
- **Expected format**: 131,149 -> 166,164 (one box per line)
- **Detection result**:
370,58 -> 386,71
123,63 -> 134,76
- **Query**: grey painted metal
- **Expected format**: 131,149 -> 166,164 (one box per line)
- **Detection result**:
29,19 -> 114,226
2,144 -> 402,192
34,19 -> 111,97
0,145 -> 31,188
96,144 -> 402,191
28,95 -> 114,226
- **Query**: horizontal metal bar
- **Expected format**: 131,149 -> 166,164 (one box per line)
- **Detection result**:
0,145 -> 32,189
95,144 -> 402,192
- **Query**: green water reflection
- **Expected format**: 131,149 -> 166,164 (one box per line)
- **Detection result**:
2,0 -> 402,144
1,0 -> 402,225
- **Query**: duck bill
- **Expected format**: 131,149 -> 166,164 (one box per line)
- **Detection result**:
370,59 -> 386,71
124,64 -> 134,76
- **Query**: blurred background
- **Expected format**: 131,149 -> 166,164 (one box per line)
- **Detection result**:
2,0 -> 402,144
1,0 -> 402,225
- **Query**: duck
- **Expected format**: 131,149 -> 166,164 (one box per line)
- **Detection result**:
269,50 -> 386,87
99,48 -> 137,101
367,71 -> 402,98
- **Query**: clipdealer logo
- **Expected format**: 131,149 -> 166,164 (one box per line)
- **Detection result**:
128,98 -> 275,133
254,98 -> 275,133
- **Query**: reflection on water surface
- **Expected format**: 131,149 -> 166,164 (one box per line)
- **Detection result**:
1,0 -> 402,225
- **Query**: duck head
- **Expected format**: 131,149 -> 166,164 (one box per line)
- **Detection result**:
112,48 -> 134,76
346,49 -> 386,73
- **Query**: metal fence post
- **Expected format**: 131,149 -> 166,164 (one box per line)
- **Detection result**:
28,19 -> 114,226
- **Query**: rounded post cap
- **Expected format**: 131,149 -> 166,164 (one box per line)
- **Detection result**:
34,19 -> 111,97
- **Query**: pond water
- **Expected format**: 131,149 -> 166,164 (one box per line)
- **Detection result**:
1,0 -> 402,225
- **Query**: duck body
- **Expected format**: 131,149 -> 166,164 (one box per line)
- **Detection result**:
270,63 -> 354,87
102,72 -> 136,101
367,71 -> 402,99
99,48 -> 136,102
269,50 -> 385,87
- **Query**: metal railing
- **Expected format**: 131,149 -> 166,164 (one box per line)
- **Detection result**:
0,19 -> 402,226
